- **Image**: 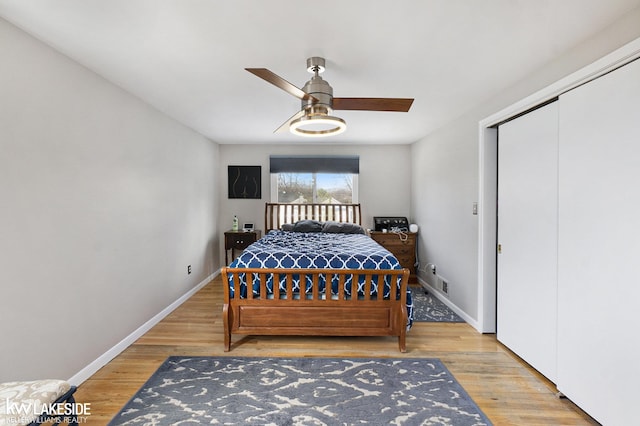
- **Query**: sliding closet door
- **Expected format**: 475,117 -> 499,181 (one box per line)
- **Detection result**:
497,102 -> 559,382
557,58 -> 640,425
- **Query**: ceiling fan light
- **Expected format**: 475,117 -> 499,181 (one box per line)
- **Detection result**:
290,113 -> 346,138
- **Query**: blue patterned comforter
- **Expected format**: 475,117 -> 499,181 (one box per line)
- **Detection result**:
227,230 -> 413,328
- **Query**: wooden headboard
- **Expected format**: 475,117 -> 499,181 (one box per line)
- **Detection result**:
265,203 -> 362,232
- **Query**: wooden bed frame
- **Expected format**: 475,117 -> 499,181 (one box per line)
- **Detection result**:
221,203 -> 410,352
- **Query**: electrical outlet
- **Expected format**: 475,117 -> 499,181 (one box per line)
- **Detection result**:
187,265 -> 192,275
432,275 -> 441,290
430,264 -> 436,274
434,276 -> 442,291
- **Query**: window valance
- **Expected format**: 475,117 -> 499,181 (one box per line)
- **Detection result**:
269,155 -> 359,174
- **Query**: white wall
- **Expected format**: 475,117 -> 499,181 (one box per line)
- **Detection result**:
411,7 -> 640,324
0,18 -> 220,382
411,121 -> 479,317
219,144 -> 411,264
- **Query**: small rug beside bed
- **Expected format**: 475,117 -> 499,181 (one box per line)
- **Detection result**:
109,356 -> 491,425
411,287 -> 465,322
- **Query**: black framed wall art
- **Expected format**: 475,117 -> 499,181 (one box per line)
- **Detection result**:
228,165 -> 261,199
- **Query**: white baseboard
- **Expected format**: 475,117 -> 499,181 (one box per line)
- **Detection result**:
415,276 -> 479,331
68,270 -> 220,385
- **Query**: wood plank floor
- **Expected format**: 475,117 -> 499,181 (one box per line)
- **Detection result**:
75,276 -> 598,425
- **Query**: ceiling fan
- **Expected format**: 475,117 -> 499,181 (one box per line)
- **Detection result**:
246,57 -> 414,138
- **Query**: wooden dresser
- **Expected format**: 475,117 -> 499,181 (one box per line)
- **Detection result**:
369,231 -> 417,283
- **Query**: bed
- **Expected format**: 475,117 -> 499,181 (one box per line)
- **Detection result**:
221,203 -> 413,352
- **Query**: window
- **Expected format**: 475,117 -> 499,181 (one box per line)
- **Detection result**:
276,172 -> 356,203
270,155 -> 359,204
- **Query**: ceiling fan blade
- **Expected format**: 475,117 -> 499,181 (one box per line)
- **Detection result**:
246,68 -> 318,102
333,97 -> 414,112
273,110 -> 305,133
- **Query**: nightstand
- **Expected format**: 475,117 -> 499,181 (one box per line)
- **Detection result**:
224,230 -> 262,264
369,231 -> 418,283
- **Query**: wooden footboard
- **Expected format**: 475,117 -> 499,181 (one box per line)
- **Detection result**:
222,267 -> 410,352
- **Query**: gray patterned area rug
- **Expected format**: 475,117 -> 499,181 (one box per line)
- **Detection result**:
109,356 -> 491,425
411,287 -> 465,323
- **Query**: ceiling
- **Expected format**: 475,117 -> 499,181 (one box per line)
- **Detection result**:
2,1 -> 640,145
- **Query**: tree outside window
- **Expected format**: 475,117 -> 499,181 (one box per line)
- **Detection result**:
277,173 -> 354,204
